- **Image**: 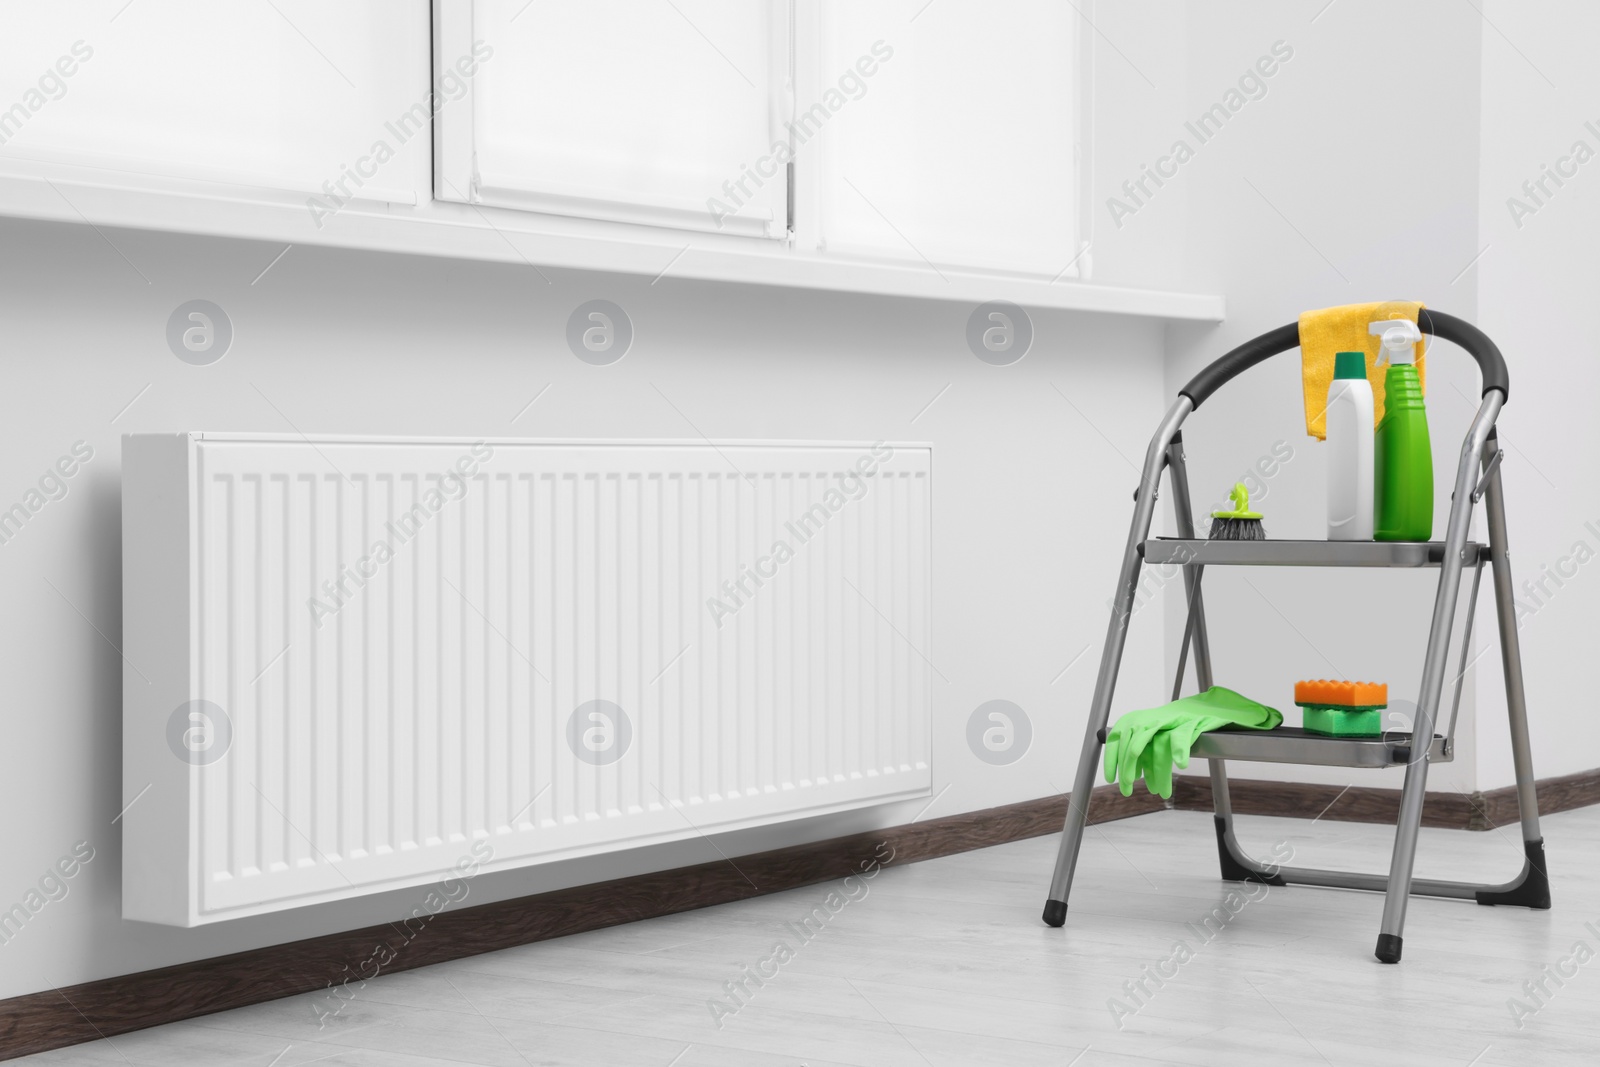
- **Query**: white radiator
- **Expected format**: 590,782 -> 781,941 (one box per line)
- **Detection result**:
122,434 -> 932,925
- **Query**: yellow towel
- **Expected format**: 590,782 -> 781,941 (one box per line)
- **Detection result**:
1298,301 -> 1427,440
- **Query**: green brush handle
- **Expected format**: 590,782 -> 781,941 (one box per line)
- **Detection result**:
1212,482 -> 1262,520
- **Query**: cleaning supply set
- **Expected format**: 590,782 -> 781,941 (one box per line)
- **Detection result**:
1100,314 -> 1418,796
1199,304 -> 1435,545
1099,678 -> 1391,793
1046,304 -> 1549,967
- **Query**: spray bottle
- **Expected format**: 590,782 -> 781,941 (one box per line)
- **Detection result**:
1370,319 -> 1433,542
1325,351 -> 1374,540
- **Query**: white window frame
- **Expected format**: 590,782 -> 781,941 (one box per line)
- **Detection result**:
434,0 -> 793,239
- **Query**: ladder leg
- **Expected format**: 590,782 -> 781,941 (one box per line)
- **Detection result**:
1163,433 -> 1214,695
1043,550 -> 1142,926
1163,435 -> 1260,881
1476,432 -> 1551,907
1376,715 -> 1435,963
1044,400 -> 1191,926
1375,392 -> 1503,963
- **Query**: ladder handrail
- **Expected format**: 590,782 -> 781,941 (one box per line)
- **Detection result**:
1177,310 -> 1509,411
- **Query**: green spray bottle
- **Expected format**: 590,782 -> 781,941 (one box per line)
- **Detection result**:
1369,319 -> 1433,541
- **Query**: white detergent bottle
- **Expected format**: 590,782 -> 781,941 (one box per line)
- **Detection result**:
1326,349 -> 1374,540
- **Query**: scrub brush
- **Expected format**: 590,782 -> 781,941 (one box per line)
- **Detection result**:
1210,483 -> 1265,540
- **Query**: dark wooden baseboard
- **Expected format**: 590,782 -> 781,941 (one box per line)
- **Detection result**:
1171,766 -> 1600,832
0,783 -> 1161,1061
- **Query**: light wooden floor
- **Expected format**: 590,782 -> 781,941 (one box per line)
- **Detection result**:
21,805 -> 1600,1066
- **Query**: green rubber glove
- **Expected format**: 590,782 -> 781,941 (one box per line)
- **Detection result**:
1103,686 -> 1282,799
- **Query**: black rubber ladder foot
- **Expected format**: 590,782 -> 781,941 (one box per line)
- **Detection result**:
1476,838 -> 1552,909
1042,900 -> 1068,927
1214,816 -> 1286,886
1375,933 -> 1403,964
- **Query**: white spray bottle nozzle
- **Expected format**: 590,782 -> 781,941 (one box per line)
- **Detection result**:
1369,318 -> 1422,366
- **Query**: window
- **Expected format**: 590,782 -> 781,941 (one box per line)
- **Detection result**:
435,0 -> 1090,275
808,0 -> 1089,276
435,0 -> 791,238
0,1 -> 431,207
0,1 -> 1106,295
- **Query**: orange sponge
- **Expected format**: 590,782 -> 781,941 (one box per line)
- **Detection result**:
1294,679 -> 1387,709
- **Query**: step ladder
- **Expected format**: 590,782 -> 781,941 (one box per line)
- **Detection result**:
1041,310 -> 1550,964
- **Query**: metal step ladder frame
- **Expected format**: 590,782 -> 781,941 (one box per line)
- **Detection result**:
1040,311 -> 1549,964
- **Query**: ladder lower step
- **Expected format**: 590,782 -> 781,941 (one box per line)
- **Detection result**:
1192,726 -> 1448,768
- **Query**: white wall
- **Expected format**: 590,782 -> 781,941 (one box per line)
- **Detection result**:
1473,0 -> 1600,788
0,214 -> 1169,996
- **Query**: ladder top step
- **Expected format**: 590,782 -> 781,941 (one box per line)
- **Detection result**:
1143,538 -> 1486,569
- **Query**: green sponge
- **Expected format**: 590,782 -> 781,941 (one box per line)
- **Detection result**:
1301,705 -> 1383,738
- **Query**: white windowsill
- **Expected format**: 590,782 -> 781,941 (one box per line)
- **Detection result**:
0,168 -> 1225,322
